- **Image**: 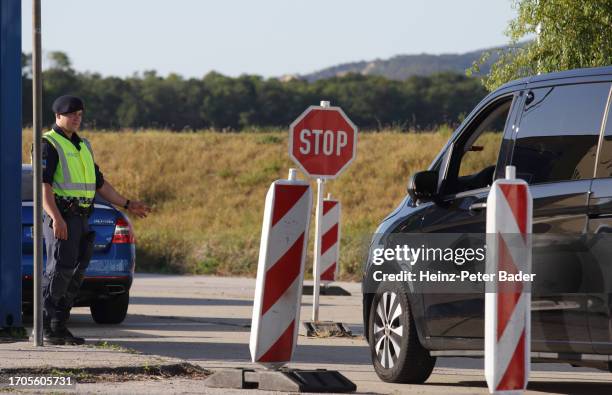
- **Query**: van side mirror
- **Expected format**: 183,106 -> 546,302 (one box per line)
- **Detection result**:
407,170 -> 438,202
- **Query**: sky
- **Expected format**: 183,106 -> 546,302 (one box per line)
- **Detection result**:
21,0 -> 516,79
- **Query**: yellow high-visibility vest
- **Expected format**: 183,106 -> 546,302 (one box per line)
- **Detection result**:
43,130 -> 96,206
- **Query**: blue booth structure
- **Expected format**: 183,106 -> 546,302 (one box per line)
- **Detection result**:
0,0 -> 23,337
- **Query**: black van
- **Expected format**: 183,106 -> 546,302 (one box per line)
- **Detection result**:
362,66 -> 612,383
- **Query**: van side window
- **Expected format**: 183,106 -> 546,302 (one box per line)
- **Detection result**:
595,88 -> 612,178
512,83 -> 611,184
458,103 -> 508,178
441,97 -> 512,195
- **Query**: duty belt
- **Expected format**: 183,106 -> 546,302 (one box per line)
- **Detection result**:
55,196 -> 93,217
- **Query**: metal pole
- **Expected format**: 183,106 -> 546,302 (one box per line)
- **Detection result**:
311,99 -> 331,322
311,178 -> 324,322
288,168 -> 297,181
32,0 -> 44,346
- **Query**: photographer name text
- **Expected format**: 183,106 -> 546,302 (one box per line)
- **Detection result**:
373,270 -> 535,283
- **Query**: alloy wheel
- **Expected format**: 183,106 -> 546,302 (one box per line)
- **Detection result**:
373,291 -> 404,369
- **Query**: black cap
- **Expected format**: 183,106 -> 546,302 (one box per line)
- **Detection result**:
52,95 -> 84,114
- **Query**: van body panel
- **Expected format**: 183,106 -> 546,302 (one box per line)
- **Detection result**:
363,67 -> 612,359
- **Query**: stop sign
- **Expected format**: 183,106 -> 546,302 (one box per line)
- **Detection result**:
289,105 -> 358,179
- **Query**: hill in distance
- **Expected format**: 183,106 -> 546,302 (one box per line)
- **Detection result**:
298,45 -> 510,82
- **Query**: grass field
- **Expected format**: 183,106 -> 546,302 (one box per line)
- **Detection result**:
22,128 -> 499,280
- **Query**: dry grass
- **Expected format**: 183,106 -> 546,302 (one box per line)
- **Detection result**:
22,128 -> 498,280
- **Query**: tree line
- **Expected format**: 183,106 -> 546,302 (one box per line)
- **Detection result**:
22,52 -> 487,131
471,0 -> 612,90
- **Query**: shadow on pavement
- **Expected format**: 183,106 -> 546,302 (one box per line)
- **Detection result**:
302,285 -> 352,296
91,315 -> 251,332
110,340 -> 371,365
129,296 -> 333,308
130,296 -> 253,307
447,380 -> 612,395
525,381 -> 612,395
436,357 -> 601,373
24,314 -> 252,334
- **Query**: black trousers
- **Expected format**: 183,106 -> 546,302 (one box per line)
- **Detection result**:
42,212 -> 95,327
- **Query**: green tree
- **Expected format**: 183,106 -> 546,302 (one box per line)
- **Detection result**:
42,52 -> 80,126
471,0 -> 612,90
22,51 -> 489,131
48,51 -> 73,72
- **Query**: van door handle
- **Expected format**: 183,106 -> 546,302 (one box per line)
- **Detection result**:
469,202 -> 487,212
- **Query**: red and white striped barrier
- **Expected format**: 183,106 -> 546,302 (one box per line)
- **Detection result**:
249,169 -> 312,367
320,198 -> 341,284
485,166 -> 532,394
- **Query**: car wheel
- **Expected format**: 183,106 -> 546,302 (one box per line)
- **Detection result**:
368,282 -> 436,383
90,292 -> 129,324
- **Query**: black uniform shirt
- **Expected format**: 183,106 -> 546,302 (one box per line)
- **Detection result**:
42,124 -> 105,189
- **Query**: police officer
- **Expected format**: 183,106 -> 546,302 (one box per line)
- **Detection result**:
42,95 -> 150,345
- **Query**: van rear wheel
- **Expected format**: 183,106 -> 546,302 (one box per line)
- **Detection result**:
368,282 -> 435,383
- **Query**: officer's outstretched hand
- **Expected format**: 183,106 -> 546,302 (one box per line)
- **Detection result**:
53,216 -> 68,240
127,200 -> 151,219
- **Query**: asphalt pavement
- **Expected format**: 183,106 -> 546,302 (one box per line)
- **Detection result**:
2,273 -> 611,394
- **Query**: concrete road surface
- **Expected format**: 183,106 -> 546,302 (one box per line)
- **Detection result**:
21,274 -> 612,394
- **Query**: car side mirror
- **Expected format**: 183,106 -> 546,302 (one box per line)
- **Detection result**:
407,170 -> 438,203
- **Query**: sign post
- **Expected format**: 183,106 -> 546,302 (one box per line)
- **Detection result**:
288,100 -> 357,324
313,177 -> 324,321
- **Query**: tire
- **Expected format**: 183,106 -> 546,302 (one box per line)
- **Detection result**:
90,292 -> 129,324
368,282 -> 436,383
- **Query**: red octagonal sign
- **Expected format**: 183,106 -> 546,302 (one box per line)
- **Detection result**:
289,105 -> 358,179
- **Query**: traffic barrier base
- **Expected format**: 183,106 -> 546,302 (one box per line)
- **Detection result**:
302,284 -> 351,296
302,321 -> 352,337
205,368 -> 356,393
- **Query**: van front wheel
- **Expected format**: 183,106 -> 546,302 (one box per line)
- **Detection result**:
368,283 -> 435,383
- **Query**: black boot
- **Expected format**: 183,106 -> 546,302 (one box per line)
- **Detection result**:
42,326 -> 65,345
57,326 -> 85,345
